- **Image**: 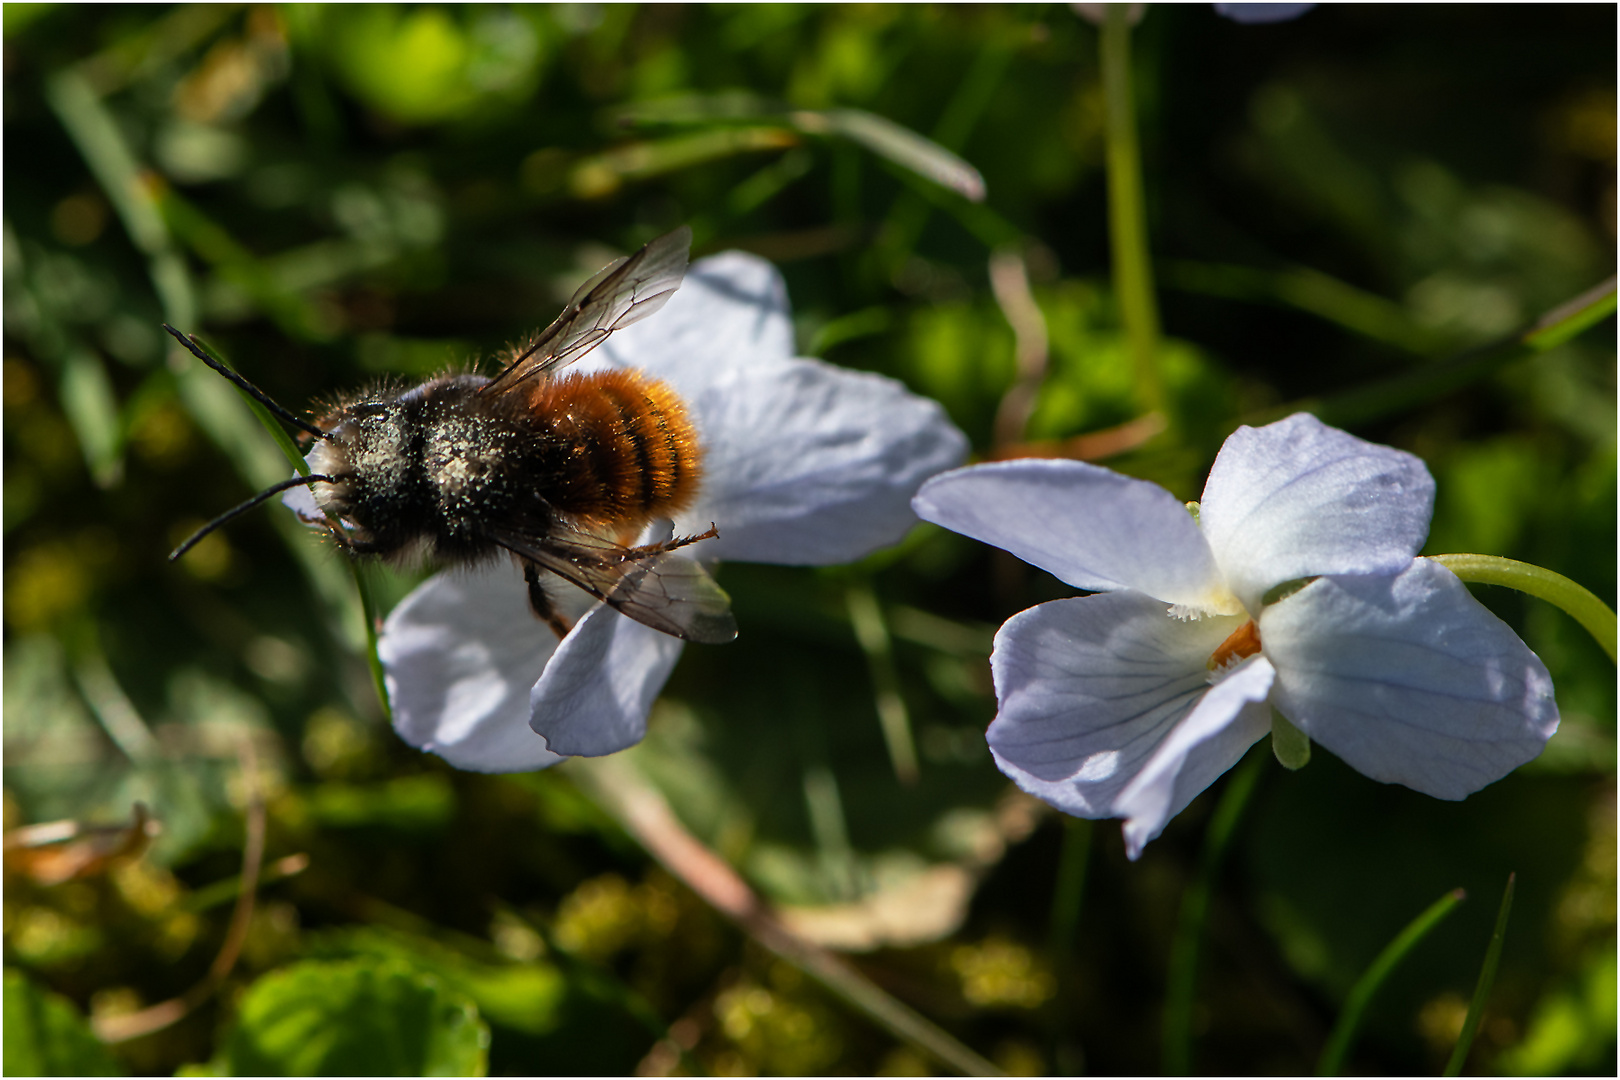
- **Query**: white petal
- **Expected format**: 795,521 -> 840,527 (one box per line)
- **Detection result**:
529,602 -> 685,757
1215,3 -> 1316,23
380,562 -> 565,772
986,592 -> 1246,816
594,252 -> 966,565
913,460 -> 1231,608
1114,658 -> 1274,860
281,479 -> 319,519
1200,413 -> 1435,612
682,356 -> 966,563
1262,559 -> 1560,799
594,251 -> 796,382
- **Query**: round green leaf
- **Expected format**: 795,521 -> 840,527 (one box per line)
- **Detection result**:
3,969 -> 123,1076
220,959 -> 489,1077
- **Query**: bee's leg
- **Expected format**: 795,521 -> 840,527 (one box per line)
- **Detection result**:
626,523 -> 720,558
523,562 -> 574,640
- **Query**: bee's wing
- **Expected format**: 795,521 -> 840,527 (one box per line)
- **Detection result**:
494,526 -> 736,644
481,226 -> 692,397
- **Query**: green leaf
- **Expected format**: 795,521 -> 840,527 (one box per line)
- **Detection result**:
1497,947 -> 1618,1075
315,6 -> 542,125
302,925 -> 568,1037
59,346 -> 123,488
295,774 -> 457,832
3,969 -> 123,1076
216,959 -> 489,1076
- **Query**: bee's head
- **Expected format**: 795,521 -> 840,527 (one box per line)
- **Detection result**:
162,323 -> 343,562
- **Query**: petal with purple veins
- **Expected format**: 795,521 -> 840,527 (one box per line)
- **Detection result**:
529,601 -> 686,757
1199,413 -> 1434,612
599,252 -> 967,566
1113,657 -> 1274,860
380,561 -> 568,772
1262,559 -> 1560,800
592,251 -> 795,387
915,460 -> 1230,609
684,356 -> 965,564
987,591 -> 1244,815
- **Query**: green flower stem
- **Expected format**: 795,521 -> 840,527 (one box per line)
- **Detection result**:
1444,873 -> 1515,1076
1162,748 -> 1266,1074
1429,554 -> 1617,663
1316,888 -> 1466,1076
1100,4 -> 1165,415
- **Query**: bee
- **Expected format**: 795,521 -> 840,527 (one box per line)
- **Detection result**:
168,226 -> 737,644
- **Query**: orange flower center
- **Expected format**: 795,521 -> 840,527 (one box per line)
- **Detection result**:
1207,619 -> 1262,671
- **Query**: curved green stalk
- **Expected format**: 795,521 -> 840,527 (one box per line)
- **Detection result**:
1100,4 -> 1165,415
1316,888 -> 1467,1076
1162,749 -> 1266,1074
1429,554 -> 1617,663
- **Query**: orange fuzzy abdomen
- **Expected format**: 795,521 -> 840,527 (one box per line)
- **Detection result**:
526,369 -> 702,531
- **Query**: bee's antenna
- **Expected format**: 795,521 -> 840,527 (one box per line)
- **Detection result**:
163,324 -> 330,441
169,474 -> 336,561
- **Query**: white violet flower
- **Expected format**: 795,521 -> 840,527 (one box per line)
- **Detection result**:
912,413 -> 1559,859
364,250 -> 967,771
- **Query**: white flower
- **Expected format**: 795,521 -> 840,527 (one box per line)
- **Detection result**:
374,251 -> 967,771
912,413 -> 1558,859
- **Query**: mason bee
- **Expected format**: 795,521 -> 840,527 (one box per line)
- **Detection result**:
168,226 -> 737,644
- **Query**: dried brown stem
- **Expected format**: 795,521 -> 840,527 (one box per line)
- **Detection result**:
568,755 -> 1004,1077
989,247 -> 1051,451
94,736 -> 267,1043
989,409 -> 1166,462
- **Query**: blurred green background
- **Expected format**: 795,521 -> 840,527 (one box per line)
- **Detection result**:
3,4 -> 1613,1076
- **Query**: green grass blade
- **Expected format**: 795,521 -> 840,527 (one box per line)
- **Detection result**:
171,332 -> 389,715
1159,260 -> 1444,355
1316,888 -> 1467,1076
845,583 -> 918,785
1162,748 -> 1267,1074
799,108 -> 986,202
1444,873 -> 1516,1076
351,562 -> 393,722
1047,817 -> 1092,963
1300,277 -> 1616,429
